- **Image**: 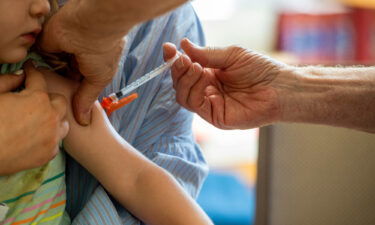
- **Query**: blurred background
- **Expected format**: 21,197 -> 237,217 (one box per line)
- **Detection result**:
190,0 -> 375,225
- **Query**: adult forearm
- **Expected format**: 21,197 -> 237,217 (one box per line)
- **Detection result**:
66,0 -> 188,41
275,66 -> 375,132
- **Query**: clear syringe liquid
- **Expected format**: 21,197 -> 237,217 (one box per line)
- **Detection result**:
109,53 -> 180,102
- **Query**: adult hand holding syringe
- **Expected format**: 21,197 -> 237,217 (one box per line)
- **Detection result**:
101,52 -> 181,115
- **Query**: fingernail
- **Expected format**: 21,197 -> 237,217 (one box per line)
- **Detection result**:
80,110 -> 91,126
81,112 -> 90,126
183,38 -> 194,46
14,69 -> 24,76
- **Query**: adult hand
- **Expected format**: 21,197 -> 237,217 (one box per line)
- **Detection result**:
39,0 -> 190,125
164,39 -> 288,129
39,0 -> 125,126
0,62 -> 69,175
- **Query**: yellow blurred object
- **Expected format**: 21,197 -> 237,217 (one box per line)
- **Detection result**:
339,0 -> 375,9
234,163 -> 257,186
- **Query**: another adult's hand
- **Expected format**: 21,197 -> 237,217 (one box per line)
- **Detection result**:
0,62 -> 69,175
39,1 -> 125,126
164,39 -> 288,130
39,0 -> 188,125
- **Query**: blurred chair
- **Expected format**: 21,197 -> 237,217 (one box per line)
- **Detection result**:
256,124 -> 375,225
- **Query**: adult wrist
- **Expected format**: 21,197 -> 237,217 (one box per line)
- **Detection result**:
273,66 -> 335,124
274,65 -> 375,131
60,0 -> 132,49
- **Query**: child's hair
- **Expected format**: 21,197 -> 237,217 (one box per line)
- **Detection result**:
49,0 -> 59,15
35,0 -> 70,73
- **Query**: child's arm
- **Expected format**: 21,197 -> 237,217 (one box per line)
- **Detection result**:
42,69 -> 212,225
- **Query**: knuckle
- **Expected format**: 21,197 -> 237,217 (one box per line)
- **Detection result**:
32,91 -> 49,103
187,96 -> 196,108
179,76 -> 191,87
49,111 -> 60,125
34,148 -> 57,167
43,136 -> 59,157
206,47 -> 217,56
53,95 -> 68,112
228,45 -> 244,53
51,93 -> 66,102
43,111 -> 60,131
176,95 -> 184,106
35,156 -> 50,167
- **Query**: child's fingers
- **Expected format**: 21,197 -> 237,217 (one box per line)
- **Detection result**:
175,62 -> 203,110
171,54 -> 192,89
0,73 -> 25,93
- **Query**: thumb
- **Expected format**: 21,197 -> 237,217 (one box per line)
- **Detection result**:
0,73 -> 25,93
38,15 -> 62,53
180,38 -> 231,69
73,79 -> 105,126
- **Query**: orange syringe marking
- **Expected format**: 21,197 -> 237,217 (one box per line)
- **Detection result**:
101,93 -> 138,116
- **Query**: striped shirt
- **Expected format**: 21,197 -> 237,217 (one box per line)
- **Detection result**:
0,152 -> 70,225
65,3 -> 209,225
0,53 -> 69,225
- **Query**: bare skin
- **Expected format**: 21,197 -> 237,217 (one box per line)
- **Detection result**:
0,0 -> 68,175
164,38 -> 375,133
40,0 -> 189,125
0,63 -> 68,175
42,68 -> 213,225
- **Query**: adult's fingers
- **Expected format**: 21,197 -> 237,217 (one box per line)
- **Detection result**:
73,79 -> 105,125
24,61 -> 48,92
180,38 -> 230,69
171,54 -> 192,89
163,42 -> 178,61
59,120 -> 70,140
49,93 -> 68,121
0,74 -> 25,93
187,68 -> 210,110
175,62 -> 203,110
49,93 -> 69,139
38,14 -> 62,53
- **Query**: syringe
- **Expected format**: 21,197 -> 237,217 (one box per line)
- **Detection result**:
109,53 -> 180,102
101,53 -> 180,115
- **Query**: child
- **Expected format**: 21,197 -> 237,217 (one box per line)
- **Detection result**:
0,1 -> 69,224
0,1 -> 212,225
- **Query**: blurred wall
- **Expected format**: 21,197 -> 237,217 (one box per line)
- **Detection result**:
257,124 -> 375,225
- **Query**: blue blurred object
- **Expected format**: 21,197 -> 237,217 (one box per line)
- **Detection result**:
197,171 -> 255,225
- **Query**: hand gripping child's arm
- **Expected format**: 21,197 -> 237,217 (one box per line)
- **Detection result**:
42,69 -> 213,225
